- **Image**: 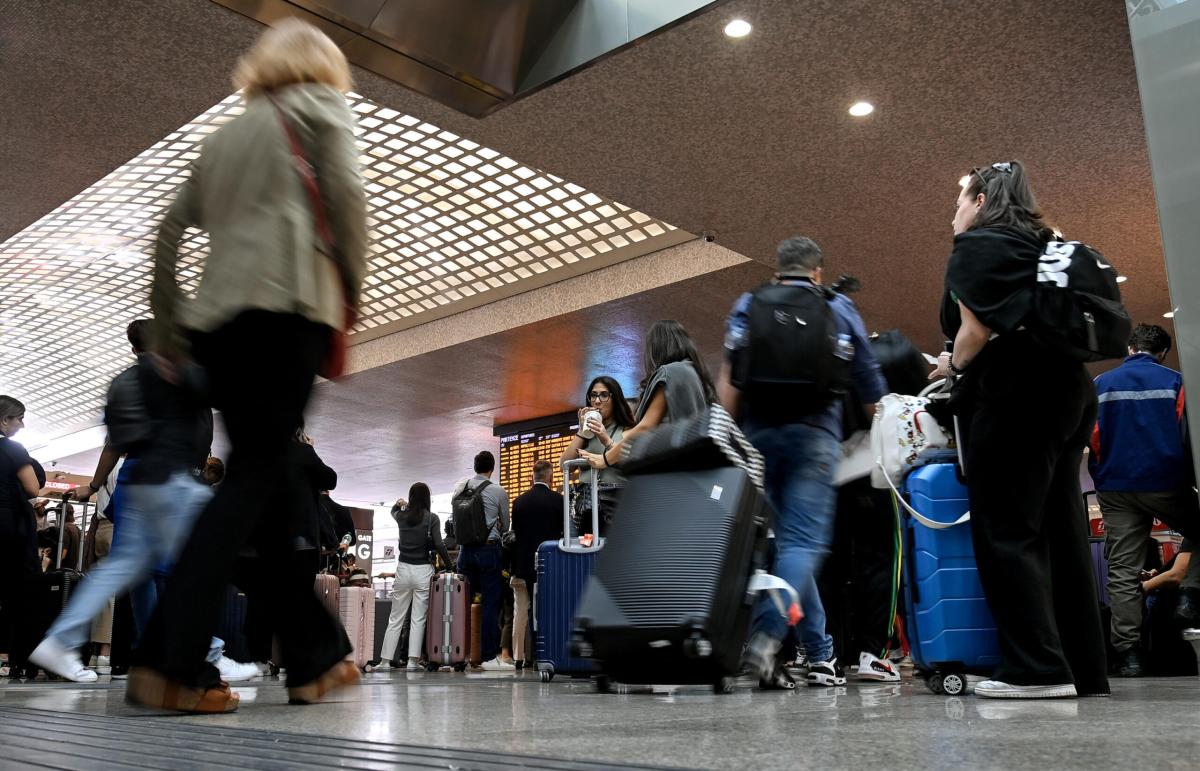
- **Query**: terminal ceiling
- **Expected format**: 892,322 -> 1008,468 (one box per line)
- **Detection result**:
0,0 -> 1169,498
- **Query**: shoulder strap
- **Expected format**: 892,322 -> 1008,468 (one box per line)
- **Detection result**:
875,459 -> 971,530
265,93 -> 350,304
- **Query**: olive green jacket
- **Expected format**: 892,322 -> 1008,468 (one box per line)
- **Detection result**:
152,83 -> 367,353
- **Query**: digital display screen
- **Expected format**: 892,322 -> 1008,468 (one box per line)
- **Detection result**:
498,423 -> 577,496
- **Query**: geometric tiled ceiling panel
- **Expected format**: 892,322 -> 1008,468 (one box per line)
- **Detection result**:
0,91 -> 682,441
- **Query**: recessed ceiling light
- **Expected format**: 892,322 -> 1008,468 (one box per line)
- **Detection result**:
1164,309 -> 1177,319
1116,275 -> 1128,283
724,19 -> 752,38
849,101 -> 875,117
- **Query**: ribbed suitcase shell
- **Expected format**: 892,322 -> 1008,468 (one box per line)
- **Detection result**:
534,543 -> 598,680
339,586 -> 375,668
902,464 -> 1000,675
426,573 -> 471,667
573,466 -> 767,684
314,574 -> 340,619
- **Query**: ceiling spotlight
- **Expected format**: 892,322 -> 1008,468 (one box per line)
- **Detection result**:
1164,309 -> 1177,319
724,19 -> 752,37
1116,275 -> 1128,283
849,101 -> 875,117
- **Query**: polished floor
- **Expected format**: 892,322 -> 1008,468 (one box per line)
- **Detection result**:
1,669 -> 1198,770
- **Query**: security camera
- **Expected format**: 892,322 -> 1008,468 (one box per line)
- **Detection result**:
700,231 -> 716,243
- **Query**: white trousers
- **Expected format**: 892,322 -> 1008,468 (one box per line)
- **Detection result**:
380,562 -> 434,662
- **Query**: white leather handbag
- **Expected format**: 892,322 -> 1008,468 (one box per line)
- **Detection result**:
869,392 -> 958,490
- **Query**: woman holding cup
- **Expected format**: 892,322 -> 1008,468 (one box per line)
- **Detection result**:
561,376 -> 636,536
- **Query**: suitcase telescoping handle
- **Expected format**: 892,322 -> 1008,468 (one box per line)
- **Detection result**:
56,492 -> 69,571
56,489 -> 87,566
561,458 -> 601,553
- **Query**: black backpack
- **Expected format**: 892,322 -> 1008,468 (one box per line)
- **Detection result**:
104,362 -> 152,454
451,480 -> 492,547
1031,240 -> 1131,362
731,282 -> 852,416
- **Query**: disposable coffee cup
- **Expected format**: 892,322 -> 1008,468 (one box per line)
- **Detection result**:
579,409 -> 602,439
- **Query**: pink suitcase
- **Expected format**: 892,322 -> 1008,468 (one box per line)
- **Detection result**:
340,586 -> 375,669
426,573 -> 471,670
315,573 -> 340,618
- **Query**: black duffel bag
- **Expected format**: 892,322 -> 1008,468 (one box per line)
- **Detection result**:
619,405 -> 765,490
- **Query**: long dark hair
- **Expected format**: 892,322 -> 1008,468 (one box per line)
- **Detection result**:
405,482 -> 431,527
640,320 -> 718,404
963,160 -> 1055,244
586,376 -> 636,429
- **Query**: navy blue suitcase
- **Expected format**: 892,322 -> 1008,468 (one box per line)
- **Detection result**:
534,460 -> 601,682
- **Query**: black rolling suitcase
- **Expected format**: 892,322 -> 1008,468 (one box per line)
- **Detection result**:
39,493 -> 89,636
571,464 -> 797,693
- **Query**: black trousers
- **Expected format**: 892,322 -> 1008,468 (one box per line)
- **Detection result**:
240,549 -> 322,666
818,477 -> 899,661
0,515 -> 41,667
962,339 -> 1108,693
134,311 -> 349,689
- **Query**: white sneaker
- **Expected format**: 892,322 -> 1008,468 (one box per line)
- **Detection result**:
975,679 -> 1077,699
405,659 -> 423,672
480,657 -> 516,672
29,638 -> 98,683
856,651 -> 900,682
93,655 -> 111,675
216,656 -> 261,682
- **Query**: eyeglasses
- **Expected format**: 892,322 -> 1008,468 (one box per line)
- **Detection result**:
587,391 -> 612,402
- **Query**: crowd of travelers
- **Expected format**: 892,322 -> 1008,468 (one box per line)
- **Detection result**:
2,19 -> 1197,713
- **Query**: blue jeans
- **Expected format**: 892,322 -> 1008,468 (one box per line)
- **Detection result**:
46,472 -> 213,652
458,543 -> 503,662
748,422 -> 841,663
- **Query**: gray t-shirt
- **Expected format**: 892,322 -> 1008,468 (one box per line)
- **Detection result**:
583,424 -> 626,485
635,361 -> 708,424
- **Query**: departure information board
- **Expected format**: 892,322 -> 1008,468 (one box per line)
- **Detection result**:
498,423 -> 577,495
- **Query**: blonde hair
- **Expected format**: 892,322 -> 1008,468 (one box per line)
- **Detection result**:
233,18 -> 352,98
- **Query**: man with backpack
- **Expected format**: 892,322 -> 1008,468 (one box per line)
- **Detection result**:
451,451 -> 510,671
718,235 -> 887,689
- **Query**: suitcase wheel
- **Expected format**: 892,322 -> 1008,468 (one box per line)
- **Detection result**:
593,675 -> 610,693
454,662 -> 468,672
926,672 -> 966,696
939,672 -> 967,696
713,676 -> 737,695
539,669 -> 553,683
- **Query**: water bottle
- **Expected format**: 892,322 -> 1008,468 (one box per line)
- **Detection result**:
835,333 -> 854,361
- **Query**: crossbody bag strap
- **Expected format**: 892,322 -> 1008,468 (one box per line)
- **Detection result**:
265,93 -> 350,306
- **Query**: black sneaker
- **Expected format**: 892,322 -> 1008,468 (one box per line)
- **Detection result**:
1113,648 -> 1144,678
807,657 -> 847,687
1175,589 -> 1200,628
110,665 -> 129,680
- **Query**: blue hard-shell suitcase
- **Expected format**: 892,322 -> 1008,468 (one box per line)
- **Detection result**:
534,459 -> 601,681
900,463 -> 1000,695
